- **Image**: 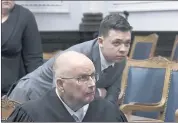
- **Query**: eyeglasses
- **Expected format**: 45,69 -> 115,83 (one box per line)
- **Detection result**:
59,73 -> 99,84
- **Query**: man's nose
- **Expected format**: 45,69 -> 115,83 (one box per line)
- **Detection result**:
119,44 -> 127,52
88,77 -> 96,87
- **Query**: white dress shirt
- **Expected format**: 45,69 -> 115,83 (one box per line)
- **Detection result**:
99,46 -> 114,71
98,46 -> 115,96
56,89 -> 89,122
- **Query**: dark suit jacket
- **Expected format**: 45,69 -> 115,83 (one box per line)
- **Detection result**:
9,39 -> 126,104
1,4 -> 43,95
8,88 -> 127,122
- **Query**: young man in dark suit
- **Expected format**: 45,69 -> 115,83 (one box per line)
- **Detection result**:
8,13 -> 132,105
7,51 -> 127,122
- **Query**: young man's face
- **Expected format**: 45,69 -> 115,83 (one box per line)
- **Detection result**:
98,29 -> 131,63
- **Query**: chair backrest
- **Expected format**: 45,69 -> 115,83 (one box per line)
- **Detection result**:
1,97 -> 20,121
121,56 -> 171,119
164,62 -> 178,122
171,35 -> 178,62
175,109 -> 178,122
129,33 -> 158,60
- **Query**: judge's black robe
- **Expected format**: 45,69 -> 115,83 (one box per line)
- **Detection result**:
7,89 -> 127,122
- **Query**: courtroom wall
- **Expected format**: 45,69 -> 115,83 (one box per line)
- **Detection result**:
15,1 -> 178,31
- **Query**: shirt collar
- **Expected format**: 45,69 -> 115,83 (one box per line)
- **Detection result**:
99,46 -> 114,71
55,88 -> 89,121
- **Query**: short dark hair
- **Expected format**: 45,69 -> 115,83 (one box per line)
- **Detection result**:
98,13 -> 132,37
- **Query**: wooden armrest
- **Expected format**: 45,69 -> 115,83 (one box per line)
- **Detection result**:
120,102 -> 164,113
129,102 -> 160,106
120,98 -> 166,114
128,115 -> 163,122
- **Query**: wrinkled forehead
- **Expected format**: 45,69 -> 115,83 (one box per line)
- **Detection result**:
69,62 -> 95,76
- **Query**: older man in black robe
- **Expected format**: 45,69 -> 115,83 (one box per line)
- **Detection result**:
7,51 -> 127,122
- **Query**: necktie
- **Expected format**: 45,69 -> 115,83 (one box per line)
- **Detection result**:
98,65 -> 114,82
72,114 -> 80,122
103,65 -> 113,73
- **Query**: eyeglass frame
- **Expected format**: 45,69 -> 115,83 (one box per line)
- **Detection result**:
57,73 -> 99,84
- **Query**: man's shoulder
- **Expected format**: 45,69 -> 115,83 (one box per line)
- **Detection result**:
71,39 -> 96,50
20,97 -> 41,109
75,39 -> 97,47
15,4 -> 35,20
18,97 -> 45,117
19,88 -> 55,111
57,39 -> 98,59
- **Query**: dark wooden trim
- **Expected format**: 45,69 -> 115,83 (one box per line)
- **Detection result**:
40,31 -> 178,57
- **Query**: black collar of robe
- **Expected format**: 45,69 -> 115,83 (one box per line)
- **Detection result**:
7,88 -> 128,122
37,88 -> 108,122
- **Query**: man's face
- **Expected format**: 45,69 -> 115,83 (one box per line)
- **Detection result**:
59,61 -> 96,105
2,0 -> 15,10
98,29 -> 131,63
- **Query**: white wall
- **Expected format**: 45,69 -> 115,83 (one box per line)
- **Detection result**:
34,2 -> 82,31
15,1 -> 83,31
125,11 -> 178,31
107,1 -> 178,31
16,1 -> 178,31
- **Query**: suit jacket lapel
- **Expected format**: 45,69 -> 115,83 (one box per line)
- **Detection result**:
96,58 -> 126,88
109,58 -> 126,84
2,4 -> 19,47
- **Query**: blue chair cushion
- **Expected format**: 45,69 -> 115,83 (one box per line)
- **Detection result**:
124,67 -> 165,118
133,42 -> 153,60
165,71 -> 178,122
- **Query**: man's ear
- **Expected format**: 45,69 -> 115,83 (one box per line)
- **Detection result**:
97,37 -> 104,48
56,79 -> 64,92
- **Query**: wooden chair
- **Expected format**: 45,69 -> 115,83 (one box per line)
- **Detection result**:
170,35 -> 178,62
1,97 -> 20,121
163,62 -> 178,122
129,33 -> 158,60
120,56 -> 171,121
125,115 -> 163,122
175,109 -> 178,122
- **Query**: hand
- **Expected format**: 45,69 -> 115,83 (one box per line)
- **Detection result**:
98,88 -> 107,98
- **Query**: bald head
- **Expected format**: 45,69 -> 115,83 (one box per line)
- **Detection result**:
53,51 -> 96,109
53,51 -> 95,79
